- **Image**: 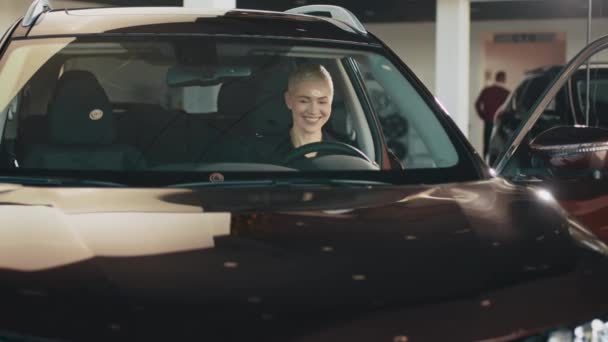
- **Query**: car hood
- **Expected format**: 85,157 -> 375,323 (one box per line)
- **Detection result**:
0,178 -> 591,341
0,177 -> 572,271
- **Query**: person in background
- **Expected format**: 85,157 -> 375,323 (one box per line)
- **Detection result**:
475,70 -> 510,157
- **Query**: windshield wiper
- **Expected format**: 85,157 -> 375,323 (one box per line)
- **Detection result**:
169,178 -> 391,188
0,175 -> 126,187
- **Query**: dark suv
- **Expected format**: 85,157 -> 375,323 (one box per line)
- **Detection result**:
1,1 -> 608,341
488,64 -> 608,165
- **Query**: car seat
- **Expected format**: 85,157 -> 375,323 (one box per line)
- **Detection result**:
23,70 -> 145,170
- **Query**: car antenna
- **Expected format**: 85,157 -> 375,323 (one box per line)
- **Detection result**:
285,5 -> 367,35
22,0 -> 53,27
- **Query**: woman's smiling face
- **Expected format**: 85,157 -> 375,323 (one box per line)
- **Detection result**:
285,78 -> 333,136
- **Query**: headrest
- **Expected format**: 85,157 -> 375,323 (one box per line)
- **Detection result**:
217,77 -> 258,116
48,70 -> 114,145
218,64 -> 293,135
251,66 -> 291,133
327,103 -> 356,142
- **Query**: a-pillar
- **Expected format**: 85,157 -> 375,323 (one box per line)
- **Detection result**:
435,0 -> 470,137
183,0 -> 235,8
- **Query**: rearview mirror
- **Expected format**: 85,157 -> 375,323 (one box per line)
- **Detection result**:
167,65 -> 252,87
530,126 -> 608,180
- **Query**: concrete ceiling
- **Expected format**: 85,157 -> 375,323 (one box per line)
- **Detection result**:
84,0 -> 608,22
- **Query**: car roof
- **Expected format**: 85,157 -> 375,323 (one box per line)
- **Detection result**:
524,65 -> 563,77
18,7 -> 375,45
525,62 -> 608,78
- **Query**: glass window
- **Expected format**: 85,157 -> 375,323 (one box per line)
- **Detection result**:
574,68 -> 608,127
0,36 -> 464,183
355,56 -> 458,169
520,75 -> 552,113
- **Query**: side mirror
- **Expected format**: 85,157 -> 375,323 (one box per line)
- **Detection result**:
529,126 -> 608,180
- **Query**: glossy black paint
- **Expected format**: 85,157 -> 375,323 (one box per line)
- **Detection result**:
0,179 -> 606,341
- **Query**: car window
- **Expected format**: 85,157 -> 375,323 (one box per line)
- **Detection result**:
520,75 -> 552,113
573,68 -> 608,127
356,58 -> 451,168
0,36 -> 464,182
510,78 -> 530,112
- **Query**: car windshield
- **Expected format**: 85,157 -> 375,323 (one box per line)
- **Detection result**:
0,36 -> 469,185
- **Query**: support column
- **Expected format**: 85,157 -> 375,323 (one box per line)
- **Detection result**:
183,0 -> 235,9
435,0 -> 470,137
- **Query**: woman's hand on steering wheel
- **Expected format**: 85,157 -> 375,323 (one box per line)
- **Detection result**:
282,141 -> 373,166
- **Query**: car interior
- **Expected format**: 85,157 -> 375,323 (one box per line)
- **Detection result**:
0,38 -> 460,173
0,41 -> 377,171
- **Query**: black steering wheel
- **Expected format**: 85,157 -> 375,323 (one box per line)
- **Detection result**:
282,141 -> 373,166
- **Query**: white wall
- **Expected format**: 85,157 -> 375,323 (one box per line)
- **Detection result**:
0,0 -> 104,35
483,33 -> 566,91
367,17 -> 608,153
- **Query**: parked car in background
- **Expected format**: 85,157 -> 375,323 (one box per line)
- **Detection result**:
1,1 -> 608,341
487,65 -> 561,165
488,63 -> 608,166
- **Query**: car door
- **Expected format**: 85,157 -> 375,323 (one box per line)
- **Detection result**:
495,34 -> 608,243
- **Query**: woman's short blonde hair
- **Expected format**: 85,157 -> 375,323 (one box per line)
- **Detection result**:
287,63 -> 334,95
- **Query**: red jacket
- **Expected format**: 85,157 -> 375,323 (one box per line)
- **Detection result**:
475,84 -> 510,123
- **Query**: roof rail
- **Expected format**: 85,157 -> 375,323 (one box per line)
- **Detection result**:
285,5 -> 367,34
22,0 -> 53,27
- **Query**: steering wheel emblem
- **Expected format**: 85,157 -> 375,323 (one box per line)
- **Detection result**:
209,172 -> 225,183
89,109 -> 104,121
